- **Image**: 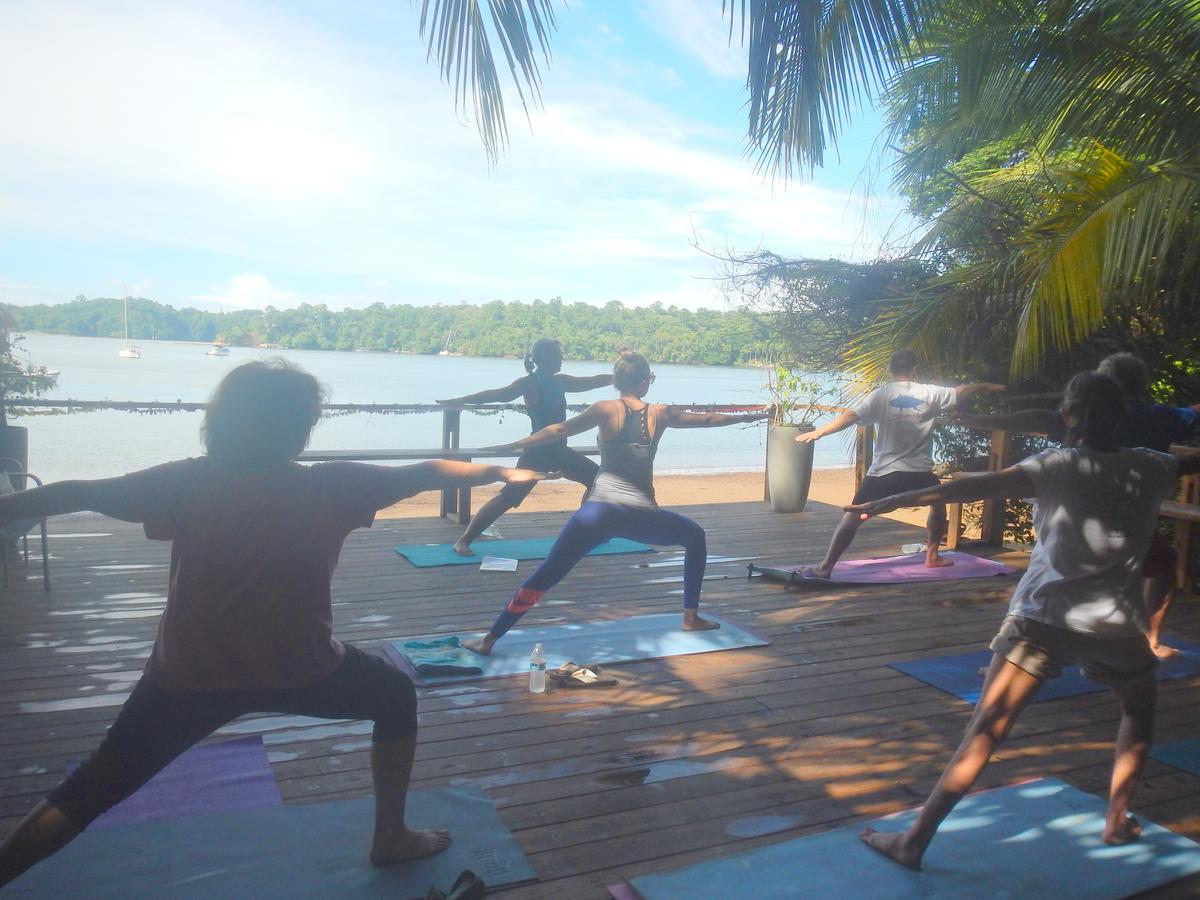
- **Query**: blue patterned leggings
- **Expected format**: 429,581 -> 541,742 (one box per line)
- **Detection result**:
488,501 -> 707,638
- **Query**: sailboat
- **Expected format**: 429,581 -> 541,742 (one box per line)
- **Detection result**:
438,330 -> 453,356
118,297 -> 140,359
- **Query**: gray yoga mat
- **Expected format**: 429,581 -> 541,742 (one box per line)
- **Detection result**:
387,612 -> 770,685
9,785 -> 535,898
624,778 -> 1200,900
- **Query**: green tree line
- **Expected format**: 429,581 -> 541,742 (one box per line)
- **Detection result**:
5,296 -> 781,367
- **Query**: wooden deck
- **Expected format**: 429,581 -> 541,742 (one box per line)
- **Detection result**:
2,497 -> 1199,898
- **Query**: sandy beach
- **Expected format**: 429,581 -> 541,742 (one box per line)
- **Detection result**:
377,466 -> 930,529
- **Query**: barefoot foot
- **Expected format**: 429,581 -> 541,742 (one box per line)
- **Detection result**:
924,555 -> 954,569
859,827 -> 924,870
370,827 -> 452,866
800,565 -> 832,580
451,540 -> 475,557
1103,814 -> 1142,846
682,613 -> 721,632
463,636 -> 495,656
1152,642 -> 1180,660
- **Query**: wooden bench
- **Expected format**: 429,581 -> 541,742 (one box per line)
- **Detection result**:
298,447 -> 600,523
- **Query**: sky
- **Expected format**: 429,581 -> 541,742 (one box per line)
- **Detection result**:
0,0 -> 906,313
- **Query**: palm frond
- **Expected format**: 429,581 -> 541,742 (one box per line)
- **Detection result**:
418,0 -> 557,163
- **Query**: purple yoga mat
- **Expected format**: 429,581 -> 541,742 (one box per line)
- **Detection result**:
759,550 -> 1016,585
81,736 -> 282,828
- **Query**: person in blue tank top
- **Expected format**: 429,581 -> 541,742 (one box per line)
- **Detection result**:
462,351 -> 769,656
438,339 -> 612,556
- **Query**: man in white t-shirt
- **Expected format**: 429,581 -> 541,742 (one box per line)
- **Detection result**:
796,349 -> 1004,578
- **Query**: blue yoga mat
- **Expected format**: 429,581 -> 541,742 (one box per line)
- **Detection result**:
387,612 -> 770,685
627,778 -> 1200,900
891,637 -> 1200,704
394,535 -> 653,567
9,785 -> 534,898
1152,736 -> 1200,777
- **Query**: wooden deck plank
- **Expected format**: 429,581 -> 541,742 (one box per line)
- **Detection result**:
0,498 -> 1197,897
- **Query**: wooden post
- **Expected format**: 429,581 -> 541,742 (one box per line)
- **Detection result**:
440,408 -> 461,520
979,429 -> 1011,546
854,423 -> 874,492
1173,455 -> 1200,591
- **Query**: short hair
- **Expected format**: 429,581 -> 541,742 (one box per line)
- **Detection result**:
613,351 -> 652,393
1062,371 -> 1127,449
524,338 -> 562,374
889,349 -> 918,376
202,359 -> 326,466
1096,352 -> 1150,400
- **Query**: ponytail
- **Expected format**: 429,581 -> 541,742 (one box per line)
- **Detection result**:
1061,371 -> 1127,451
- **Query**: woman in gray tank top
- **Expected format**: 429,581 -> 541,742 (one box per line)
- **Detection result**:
464,351 -> 768,655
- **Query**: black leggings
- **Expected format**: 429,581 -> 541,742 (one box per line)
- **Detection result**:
48,645 -> 416,830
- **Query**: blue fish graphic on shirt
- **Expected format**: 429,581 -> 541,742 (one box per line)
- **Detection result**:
889,396 -> 924,409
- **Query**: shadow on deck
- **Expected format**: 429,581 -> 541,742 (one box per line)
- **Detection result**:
1,498 -> 1198,897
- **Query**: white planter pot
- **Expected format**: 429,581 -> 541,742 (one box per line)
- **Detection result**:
766,423 -> 815,513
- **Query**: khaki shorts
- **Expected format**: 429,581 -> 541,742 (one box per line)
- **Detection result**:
989,616 -> 1157,687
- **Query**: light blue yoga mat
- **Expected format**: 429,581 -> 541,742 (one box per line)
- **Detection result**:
1152,736 -> 1200,777
394,536 -> 653,567
387,612 -> 770,685
891,637 -> 1200,705
627,778 -> 1200,900
9,785 -> 534,899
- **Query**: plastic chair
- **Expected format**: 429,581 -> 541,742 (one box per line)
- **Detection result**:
0,457 -> 49,590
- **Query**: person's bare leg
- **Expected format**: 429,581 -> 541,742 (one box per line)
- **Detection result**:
804,511 -> 863,579
452,494 -> 514,556
463,632 -> 498,656
1104,676 -> 1156,845
369,734 -> 451,866
1143,573 -> 1178,658
860,654 -> 1040,869
924,502 -> 953,568
0,801 -> 80,888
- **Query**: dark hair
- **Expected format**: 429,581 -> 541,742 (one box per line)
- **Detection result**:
613,351 -> 652,393
889,349 -> 918,376
202,359 -> 327,467
1061,371 -> 1127,451
1096,352 -> 1149,401
524,338 -> 562,374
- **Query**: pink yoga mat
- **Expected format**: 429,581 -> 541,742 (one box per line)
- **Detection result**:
755,550 -> 1016,586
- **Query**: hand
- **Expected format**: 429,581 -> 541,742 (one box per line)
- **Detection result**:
795,430 -> 821,444
844,498 -> 896,520
504,468 -> 556,484
980,383 -> 1006,393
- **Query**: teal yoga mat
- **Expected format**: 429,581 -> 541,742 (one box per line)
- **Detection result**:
387,612 -> 770,685
9,786 -> 535,899
1152,736 -> 1200,776
394,536 -> 653,567
625,778 -> 1200,900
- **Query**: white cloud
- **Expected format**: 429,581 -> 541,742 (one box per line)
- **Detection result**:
639,0 -> 745,80
190,274 -> 304,312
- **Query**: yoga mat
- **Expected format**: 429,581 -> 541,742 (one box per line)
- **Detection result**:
386,612 -> 770,685
1152,736 -> 1200,777
750,550 -> 1016,587
83,736 -> 282,828
9,785 -> 535,898
625,778 -> 1200,900
892,637 -> 1200,704
394,536 -> 653,567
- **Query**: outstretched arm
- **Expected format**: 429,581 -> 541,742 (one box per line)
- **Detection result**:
955,408 -> 1065,440
371,461 -> 552,507
664,407 -> 769,429
795,410 -> 860,444
0,478 -> 148,525
955,382 -> 1007,401
557,373 -> 613,392
847,466 -> 1035,519
483,404 -> 609,453
438,378 -> 527,406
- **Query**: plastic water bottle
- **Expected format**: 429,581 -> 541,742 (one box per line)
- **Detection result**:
902,543 -> 925,555
529,643 -> 547,694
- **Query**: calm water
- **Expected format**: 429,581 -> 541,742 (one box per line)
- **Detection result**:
16,334 -> 857,482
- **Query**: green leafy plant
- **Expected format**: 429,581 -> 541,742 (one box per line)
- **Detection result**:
763,364 -> 839,426
0,313 -> 56,428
